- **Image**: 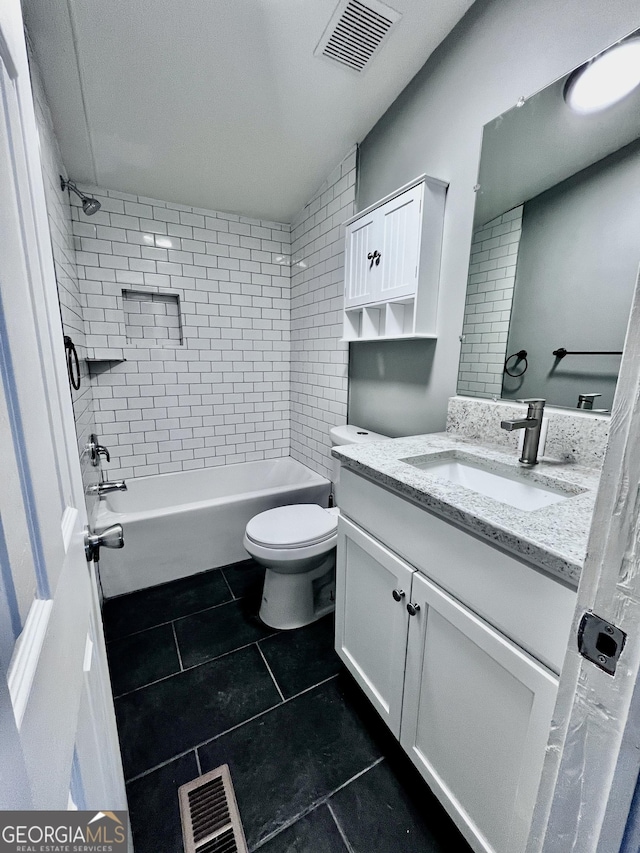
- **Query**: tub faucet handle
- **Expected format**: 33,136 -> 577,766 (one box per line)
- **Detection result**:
96,444 -> 110,463
88,433 -> 111,465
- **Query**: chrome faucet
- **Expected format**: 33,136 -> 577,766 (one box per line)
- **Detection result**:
86,480 -> 127,497
500,399 -> 545,466
577,393 -> 601,410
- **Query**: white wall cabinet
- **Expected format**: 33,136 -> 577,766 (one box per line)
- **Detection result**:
335,478 -> 573,853
343,174 -> 447,341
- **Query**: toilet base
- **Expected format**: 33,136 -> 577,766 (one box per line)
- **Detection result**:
259,551 -> 336,630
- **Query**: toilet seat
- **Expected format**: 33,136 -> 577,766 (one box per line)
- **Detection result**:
245,504 -> 337,550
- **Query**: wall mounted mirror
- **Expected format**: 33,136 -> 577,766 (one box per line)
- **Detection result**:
457,28 -> 640,412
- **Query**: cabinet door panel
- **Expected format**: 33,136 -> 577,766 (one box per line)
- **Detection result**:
401,572 -> 558,853
380,182 -> 423,301
335,516 -> 413,737
344,213 -> 379,307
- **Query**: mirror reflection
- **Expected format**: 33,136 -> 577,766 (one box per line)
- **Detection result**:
458,30 -> 640,412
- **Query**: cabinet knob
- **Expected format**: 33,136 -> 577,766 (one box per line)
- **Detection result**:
407,602 -> 420,616
367,250 -> 381,269
392,588 -> 405,602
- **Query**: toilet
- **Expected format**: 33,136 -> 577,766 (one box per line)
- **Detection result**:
243,424 -> 388,629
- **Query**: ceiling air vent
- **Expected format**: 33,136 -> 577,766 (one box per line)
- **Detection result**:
315,0 -> 401,73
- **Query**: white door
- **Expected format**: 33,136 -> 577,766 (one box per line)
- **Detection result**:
401,572 -> 558,853
335,516 -> 413,736
0,1 -> 126,813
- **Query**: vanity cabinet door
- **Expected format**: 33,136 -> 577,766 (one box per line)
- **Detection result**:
335,515 -> 414,737
400,571 -> 558,853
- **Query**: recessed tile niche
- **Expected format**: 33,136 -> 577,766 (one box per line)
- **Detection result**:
123,290 -> 183,346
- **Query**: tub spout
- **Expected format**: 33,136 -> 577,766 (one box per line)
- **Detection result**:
87,480 -> 127,496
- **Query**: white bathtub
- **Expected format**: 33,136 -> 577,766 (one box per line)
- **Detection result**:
96,457 -> 331,598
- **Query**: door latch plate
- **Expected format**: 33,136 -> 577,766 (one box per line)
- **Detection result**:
577,611 -> 626,675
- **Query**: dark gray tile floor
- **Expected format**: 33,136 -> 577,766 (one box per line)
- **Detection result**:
102,561 -> 472,853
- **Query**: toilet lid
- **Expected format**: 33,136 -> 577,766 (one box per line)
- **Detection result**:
246,504 -> 337,548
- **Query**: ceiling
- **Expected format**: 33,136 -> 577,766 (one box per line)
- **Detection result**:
23,0 -> 475,222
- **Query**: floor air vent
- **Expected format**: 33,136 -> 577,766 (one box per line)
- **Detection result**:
315,0 -> 401,73
179,765 -> 248,853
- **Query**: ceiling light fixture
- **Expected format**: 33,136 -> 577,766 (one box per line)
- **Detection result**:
564,38 -> 640,114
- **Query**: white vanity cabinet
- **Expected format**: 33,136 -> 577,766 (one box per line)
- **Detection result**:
335,468 -> 577,853
343,174 -> 446,341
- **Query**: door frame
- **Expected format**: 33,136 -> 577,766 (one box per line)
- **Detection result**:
529,268 -> 640,852
0,0 -> 126,814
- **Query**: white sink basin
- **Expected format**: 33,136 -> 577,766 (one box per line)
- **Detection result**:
402,455 -> 572,512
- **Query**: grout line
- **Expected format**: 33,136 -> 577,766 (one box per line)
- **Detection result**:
251,758 -> 384,851
324,756 -> 384,799
104,594 -> 239,644
124,674 -> 341,784
219,569 -> 237,601
126,745 -> 208,785
113,668 -> 183,700
112,639 -> 276,700
256,644 -> 285,703
286,672 -> 340,701
194,748 -> 202,777
171,622 -> 184,672
124,700 -> 282,785
326,802 -> 355,853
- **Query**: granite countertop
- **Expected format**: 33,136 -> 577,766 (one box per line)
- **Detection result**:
332,433 -> 602,587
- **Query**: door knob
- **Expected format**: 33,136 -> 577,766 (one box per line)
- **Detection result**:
84,524 -> 124,563
392,589 -> 405,602
407,602 -> 420,616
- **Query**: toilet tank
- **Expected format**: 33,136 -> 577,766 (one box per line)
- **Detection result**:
329,425 -> 389,491
329,425 -> 388,446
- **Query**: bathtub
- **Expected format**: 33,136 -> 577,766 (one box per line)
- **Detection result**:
96,457 -> 330,598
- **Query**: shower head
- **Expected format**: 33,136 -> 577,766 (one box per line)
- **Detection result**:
60,176 -> 101,216
82,197 -> 101,216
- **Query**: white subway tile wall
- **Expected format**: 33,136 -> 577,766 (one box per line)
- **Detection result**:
29,47 -> 99,510
72,187 -> 292,479
457,207 -> 523,398
290,147 -> 356,479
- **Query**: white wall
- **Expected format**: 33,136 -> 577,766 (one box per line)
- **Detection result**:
289,148 -> 356,479
70,186 -> 291,479
351,0 -> 640,437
